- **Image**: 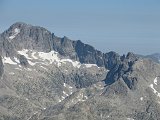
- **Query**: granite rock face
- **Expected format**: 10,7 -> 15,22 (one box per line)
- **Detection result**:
0,22 -> 160,120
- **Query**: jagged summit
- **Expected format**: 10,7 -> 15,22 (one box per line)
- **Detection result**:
0,22 -> 137,62
0,22 -> 122,68
10,22 -> 30,27
8,22 -> 49,32
1,22 -> 53,55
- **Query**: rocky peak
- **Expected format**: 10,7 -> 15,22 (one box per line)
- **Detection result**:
105,52 -> 139,91
104,51 -> 121,70
52,35 -> 77,60
1,22 -> 52,53
126,52 -> 138,62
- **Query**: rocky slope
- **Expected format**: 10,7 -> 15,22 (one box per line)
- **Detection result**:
0,22 -> 160,120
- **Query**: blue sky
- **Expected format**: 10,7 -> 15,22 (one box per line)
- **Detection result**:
0,0 -> 160,55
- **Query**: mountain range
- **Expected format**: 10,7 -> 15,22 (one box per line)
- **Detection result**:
0,22 -> 160,120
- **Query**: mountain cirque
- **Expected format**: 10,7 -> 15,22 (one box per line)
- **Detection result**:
0,22 -> 160,120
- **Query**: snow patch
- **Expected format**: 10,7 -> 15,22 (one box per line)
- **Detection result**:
9,72 -> 15,75
15,68 -> 22,71
76,92 -> 88,102
84,96 -> 88,99
149,84 -> 160,97
9,28 -> 20,39
40,66 -> 47,70
63,91 -> 69,96
61,96 -> 65,100
63,83 -> 74,96
26,68 -> 32,71
69,86 -> 73,89
94,84 -> 104,90
63,83 -> 73,89
127,118 -> 134,120
140,97 -> 143,101
38,51 -> 60,64
85,64 -> 98,68
34,112 -> 38,115
17,49 -> 100,69
28,60 -> 36,66
61,59 -> 81,68
17,49 -> 31,59
154,77 -> 158,85
63,83 -> 66,87
31,52 -> 38,59
3,57 -> 17,65
14,57 -> 20,63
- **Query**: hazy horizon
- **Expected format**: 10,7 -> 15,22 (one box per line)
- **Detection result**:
1,0 -> 160,55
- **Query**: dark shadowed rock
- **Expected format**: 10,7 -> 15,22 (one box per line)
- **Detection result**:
74,40 -> 104,66
19,55 -> 29,67
105,52 -> 139,90
104,51 -> 121,70
0,56 -> 4,77
52,35 -> 77,60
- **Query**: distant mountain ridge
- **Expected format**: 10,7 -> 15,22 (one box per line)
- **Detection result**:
0,22 -> 160,120
145,53 -> 160,63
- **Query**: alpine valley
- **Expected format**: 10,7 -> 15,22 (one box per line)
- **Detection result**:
0,22 -> 160,120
